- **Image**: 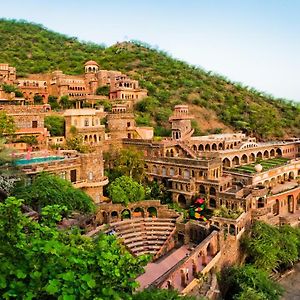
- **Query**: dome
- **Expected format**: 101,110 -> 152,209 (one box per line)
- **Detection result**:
84,60 -> 99,66
254,164 -> 263,172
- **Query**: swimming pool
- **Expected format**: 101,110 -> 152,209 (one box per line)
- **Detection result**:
15,156 -> 65,166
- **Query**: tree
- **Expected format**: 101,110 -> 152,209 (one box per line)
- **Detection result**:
48,95 -> 60,110
45,115 -> 65,136
242,221 -> 300,272
108,175 -> 145,205
106,148 -> 146,183
0,197 -> 149,299
0,112 -> 16,138
13,173 -> 95,213
33,94 -> 43,104
60,95 -> 72,109
96,86 -> 110,96
66,134 -> 90,153
220,265 -> 283,300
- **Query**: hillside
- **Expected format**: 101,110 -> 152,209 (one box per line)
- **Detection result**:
1,19 -> 299,139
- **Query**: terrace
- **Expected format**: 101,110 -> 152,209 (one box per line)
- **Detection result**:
229,157 -> 290,174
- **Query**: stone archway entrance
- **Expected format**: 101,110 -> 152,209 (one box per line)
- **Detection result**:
178,194 -> 187,208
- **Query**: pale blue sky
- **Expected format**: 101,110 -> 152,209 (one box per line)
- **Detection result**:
1,0 -> 299,101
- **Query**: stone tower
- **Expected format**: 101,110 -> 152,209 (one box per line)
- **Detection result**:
84,60 -> 99,95
169,105 -> 194,140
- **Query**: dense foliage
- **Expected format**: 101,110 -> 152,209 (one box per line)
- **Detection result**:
0,19 -> 299,138
108,175 -> 145,205
220,265 -> 283,300
242,221 -> 300,272
105,148 -> 146,183
0,197 -> 149,299
13,173 -> 95,213
44,115 -> 65,136
0,111 -> 15,138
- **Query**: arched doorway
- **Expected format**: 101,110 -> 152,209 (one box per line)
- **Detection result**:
121,209 -> 131,220
147,207 -> 157,217
241,154 -> 248,164
199,185 -> 206,194
232,156 -> 239,166
133,207 -> 144,218
223,158 -> 231,168
276,148 -> 282,157
209,186 -> 216,195
263,150 -> 269,159
178,194 -> 187,208
256,152 -> 262,160
205,144 -> 210,151
209,198 -> 216,208
288,195 -> 294,213
273,199 -> 280,216
111,211 -> 118,221
249,153 -> 255,162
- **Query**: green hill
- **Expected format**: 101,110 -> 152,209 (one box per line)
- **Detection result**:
1,19 -> 299,139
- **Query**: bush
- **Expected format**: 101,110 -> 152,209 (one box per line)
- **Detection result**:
108,175 -> 145,205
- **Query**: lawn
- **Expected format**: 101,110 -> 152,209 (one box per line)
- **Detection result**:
230,157 -> 290,174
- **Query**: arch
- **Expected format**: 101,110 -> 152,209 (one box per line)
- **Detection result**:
205,144 -> 211,151
209,186 -> 216,195
241,154 -> 248,164
273,199 -> 280,216
212,143 -> 217,151
184,169 -> 190,179
223,158 -> 231,168
192,145 -> 197,152
133,207 -> 144,218
170,167 -> 175,176
257,197 -> 265,208
111,211 -> 118,221
198,144 -> 204,151
256,151 -> 262,160
270,149 -> 275,157
289,171 -> 295,180
178,194 -> 187,208
147,207 -> 157,217
232,156 -> 240,166
121,209 -> 131,220
249,153 -> 255,162
218,143 -> 223,150
263,150 -> 269,158
170,149 -> 174,157
209,198 -> 216,208
199,185 -> 206,194
162,166 -> 167,176
229,224 -> 235,236
276,148 -> 282,157
102,211 -> 108,223
288,195 -> 294,213
94,134 -> 97,143
153,165 -> 158,174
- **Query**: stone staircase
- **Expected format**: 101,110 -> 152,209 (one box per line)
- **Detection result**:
109,217 -> 177,256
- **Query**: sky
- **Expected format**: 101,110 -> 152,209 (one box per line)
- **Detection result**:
1,0 -> 299,101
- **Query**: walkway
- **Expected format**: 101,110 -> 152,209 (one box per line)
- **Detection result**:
280,263 -> 300,299
137,245 -> 190,290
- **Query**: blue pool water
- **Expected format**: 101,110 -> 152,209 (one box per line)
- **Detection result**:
15,156 -> 64,166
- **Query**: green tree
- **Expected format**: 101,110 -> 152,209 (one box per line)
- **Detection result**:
114,148 -> 146,183
48,95 -> 60,110
60,95 -> 72,109
96,85 -> 110,96
33,94 -> 43,104
0,197 -> 149,299
220,265 -> 283,300
45,115 -> 65,136
0,112 -> 16,138
242,221 -> 300,272
108,175 -> 145,205
66,134 -> 90,153
13,173 -> 95,213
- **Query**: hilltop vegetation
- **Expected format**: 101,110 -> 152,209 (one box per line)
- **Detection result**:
1,19 -> 299,139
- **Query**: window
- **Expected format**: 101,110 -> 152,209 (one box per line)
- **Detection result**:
84,118 -> 89,126
88,172 -> 93,180
32,121 -> 38,128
